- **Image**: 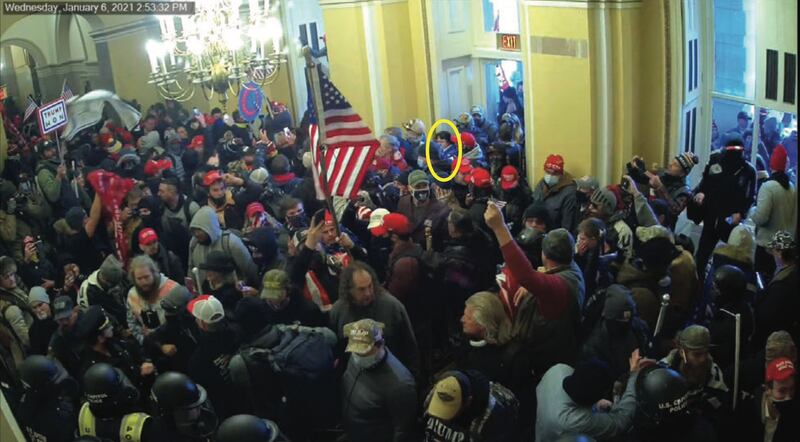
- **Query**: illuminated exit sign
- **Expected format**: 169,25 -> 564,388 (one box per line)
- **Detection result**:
497,33 -> 521,52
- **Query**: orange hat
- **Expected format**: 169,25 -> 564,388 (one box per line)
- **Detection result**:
544,154 -> 564,175
466,168 -> 492,189
451,132 -> 476,147
203,170 -> 224,187
381,213 -> 411,235
138,228 -> 158,246
500,165 -> 519,191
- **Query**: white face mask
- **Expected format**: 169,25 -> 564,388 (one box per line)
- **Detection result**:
543,173 -> 559,187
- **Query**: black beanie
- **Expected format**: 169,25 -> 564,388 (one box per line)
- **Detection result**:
562,358 -> 614,407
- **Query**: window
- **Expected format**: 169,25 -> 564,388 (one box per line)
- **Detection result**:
482,0 -> 519,34
710,98 -> 753,153
713,0 -> 756,98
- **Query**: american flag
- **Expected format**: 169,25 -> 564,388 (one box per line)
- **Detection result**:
307,65 -> 378,200
61,80 -> 74,100
23,95 -> 38,121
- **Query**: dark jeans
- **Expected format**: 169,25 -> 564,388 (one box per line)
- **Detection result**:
695,216 -> 735,280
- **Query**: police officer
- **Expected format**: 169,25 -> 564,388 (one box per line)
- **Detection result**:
78,362 -> 160,442
215,414 -> 290,442
150,371 -> 218,441
628,365 -> 716,442
16,355 -> 78,442
690,137 -> 757,278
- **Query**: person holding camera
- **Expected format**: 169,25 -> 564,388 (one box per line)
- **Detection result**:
626,152 -> 699,228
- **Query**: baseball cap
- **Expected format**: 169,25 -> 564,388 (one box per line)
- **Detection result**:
450,132 -> 476,147
203,170 -> 224,187
452,157 -> 473,175
367,208 -> 390,236
187,295 -> 225,324
138,228 -> 159,246
767,230 -> 796,251
408,170 -> 430,188
246,202 -> 265,219
500,165 -> 519,191
544,154 -> 565,175
382,213 -> 411,236
249,167 -> 270,185
766,357 -> 796,382
466,168 -> 492,189
678,325 -> 711,351
470,105 -> 484,116
427,372 -> 471,421
575,175 -> 599,192
602,285 -> 635,322
343,319 -> 384,355
261,269 -> 290,301
52,296 -> 75,321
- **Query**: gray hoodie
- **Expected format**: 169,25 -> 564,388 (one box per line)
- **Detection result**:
188,206 -> 258,285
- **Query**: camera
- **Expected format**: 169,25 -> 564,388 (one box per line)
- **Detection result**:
131,208 -> 140,217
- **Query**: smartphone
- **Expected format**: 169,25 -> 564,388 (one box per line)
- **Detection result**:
312,209 -> 326,225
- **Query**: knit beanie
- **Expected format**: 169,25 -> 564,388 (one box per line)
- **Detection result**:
28,286 -> 50,306
675,152 -> 699,174
590,187 -> 617,216
770,145 -> 788,172
563,358 -> 614,407
65,206 -> 87,231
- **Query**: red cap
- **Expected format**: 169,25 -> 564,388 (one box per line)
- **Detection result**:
770,145 -> 788,172
98,133 -> 114,147
381,213 -> 411,235
466,168 -> 493,188
500,165 -> 519,191
246,202 -> 265,219
451,132 -> 477,147
203,170 -> 223,187
544,154 -> 565,174
766,357 -> 796,382
452,157 -> 473,175
143,158 -> 173,176
324,210 -> 334,225
189,135 -> 205,149
138,228 -> 158,246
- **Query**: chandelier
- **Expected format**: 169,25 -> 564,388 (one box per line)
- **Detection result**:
146,0 -> 286,102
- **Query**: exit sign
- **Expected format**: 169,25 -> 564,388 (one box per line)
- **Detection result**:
497,33 -> 521,52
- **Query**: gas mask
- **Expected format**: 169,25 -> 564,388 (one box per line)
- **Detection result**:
412,187 -> 430,203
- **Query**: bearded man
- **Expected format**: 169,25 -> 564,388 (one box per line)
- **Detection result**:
660,325 -> 730,421
126,255 -> 190,344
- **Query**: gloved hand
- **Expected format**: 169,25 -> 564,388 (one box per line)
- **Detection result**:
5,198 -> 16,215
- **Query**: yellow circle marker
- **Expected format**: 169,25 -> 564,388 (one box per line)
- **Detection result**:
425,119 -> 462,182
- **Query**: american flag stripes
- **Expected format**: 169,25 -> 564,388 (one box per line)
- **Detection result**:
61,80 -> 74,100
307,65 -> 378,200
23,95 -> 38,121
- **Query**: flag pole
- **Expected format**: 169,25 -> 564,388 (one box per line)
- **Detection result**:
303,46 -> 345,241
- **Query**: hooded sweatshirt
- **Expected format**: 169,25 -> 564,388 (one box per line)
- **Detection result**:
188,206 -> 258,285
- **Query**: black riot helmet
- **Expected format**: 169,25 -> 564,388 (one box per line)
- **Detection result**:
215,415 -> 286,442
19,355 -> 71,393
151,372 -> 218,438
82,363 -> 140,412
713,264 -> 747,300
634,366 -> 690,430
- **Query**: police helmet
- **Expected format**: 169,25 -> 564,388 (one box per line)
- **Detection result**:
634,366 -> 690,429
82,363 -> 140,410
151,372 -> 218,438
216,415 -> 283,442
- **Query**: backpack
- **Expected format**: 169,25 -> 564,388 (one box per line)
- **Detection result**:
228,323 -> 337,388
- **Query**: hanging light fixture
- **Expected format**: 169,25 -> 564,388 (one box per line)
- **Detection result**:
146,0 -> 286,102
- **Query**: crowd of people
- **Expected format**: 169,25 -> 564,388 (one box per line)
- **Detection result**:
0,94 -> 797,442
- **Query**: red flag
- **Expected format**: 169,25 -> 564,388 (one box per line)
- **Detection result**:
87,170 -> 136,266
